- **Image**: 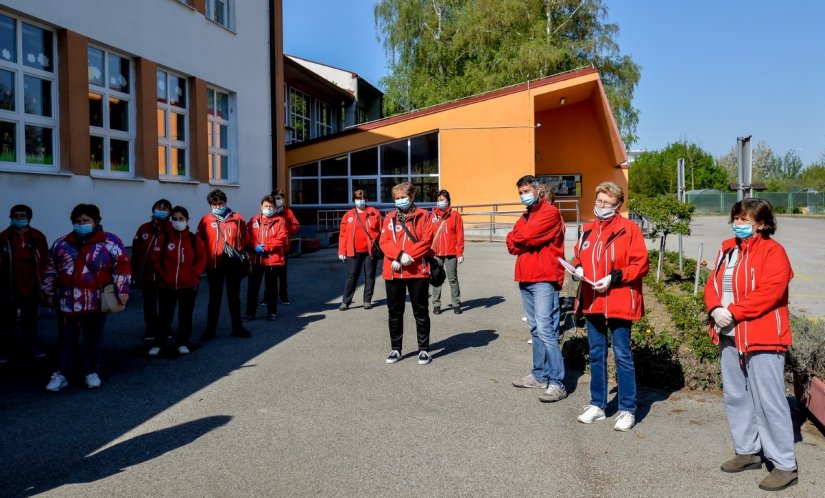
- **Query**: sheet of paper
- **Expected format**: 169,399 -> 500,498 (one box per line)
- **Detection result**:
557,257 -> 596,285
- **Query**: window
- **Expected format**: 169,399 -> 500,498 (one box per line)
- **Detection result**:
207,86 -> 233,182
315,99 -> 331,138
206,0 -> 233,29
88,46 -> 133,174
356,106 -> 368,125
288,87 -> 309,143
0,14 -> 57,170
157,69 -> 188,178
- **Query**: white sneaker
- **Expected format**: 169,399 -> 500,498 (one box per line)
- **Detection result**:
386,350 -> 401,364
614,411 -> 636,431
177,345 -> 190,355
148,346 -> 161,357
85,373 -> 102,389
527,338 -> 533,344
46,372 -> 68,392
578,405 -> 606,424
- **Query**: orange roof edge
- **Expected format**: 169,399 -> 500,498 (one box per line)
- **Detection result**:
595,78 -> 628,167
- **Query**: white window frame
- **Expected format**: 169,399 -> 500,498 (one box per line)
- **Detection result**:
289,87 -> 310,144
0,13 -> 59,172
157,69 -> 189,179
88,45 -> 135,177
207,86 -> 235,183
315,98 -> 331,138
206,0 -> 234,30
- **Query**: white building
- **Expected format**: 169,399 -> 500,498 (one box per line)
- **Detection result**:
0,0 -> 283,244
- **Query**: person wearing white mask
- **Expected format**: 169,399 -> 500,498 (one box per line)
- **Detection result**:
338,190 -> 382,311
244,195 -> 289,321
430,189 -> 464,315
572,181 -> 648,432
270,188 -> 300,305
132,199 -> 172,342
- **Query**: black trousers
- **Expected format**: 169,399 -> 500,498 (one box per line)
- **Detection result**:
58,312 -> 105,375
206,268 -> 243,333
341,252 -> 378,305
156,287 -> 198,348
277,258 -> 289,302
246,264 -> 283,316
141,281 -> 160,338
0,292 -> 39,352
386,278 -> 430,352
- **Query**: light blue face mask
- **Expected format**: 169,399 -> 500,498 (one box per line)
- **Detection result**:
436,200 -> 448,210
520,192 -> 536,207
395,197 -> 411,210
153,210 -> 169,220
262,208 -> 275,217
73,223 -> 94,236
212,206 -> 227,217
732,223 -> 754,239
10,219 -> 29,228
355,200 -> 366,209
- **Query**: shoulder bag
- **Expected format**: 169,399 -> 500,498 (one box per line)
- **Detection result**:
354,210 -> 383,260
217,221 -> 250,279
396,217 -> 446,287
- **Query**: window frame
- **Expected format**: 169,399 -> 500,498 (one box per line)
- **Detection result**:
206,0 -> 234,30
314,98 -> 331,138
156,68 -> 189,180
207,85 -> 235,184
288,87 -> 310,144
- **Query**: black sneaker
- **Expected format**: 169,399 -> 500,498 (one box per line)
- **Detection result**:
231,328 -> 252,338
267,313 -> 278,321
339,303 -> 349,311
433,306 -> 441,315
280,298 -> 290,305
386,350 -> 401,364
453,306 -> 462,314
241,314 -> 253,322
363,302 -> 373,310
418,351 -> 432,365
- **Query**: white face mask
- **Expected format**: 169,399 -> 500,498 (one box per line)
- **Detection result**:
594,206 -> 617,220
275,198 -> 284,208
171,220 -> 187,232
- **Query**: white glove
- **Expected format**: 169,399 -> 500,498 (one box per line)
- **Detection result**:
711,308 -> 734,328
572,267 -> 584,281
457,256 -> 464,264
391,261 -> 402,272
400,253 -> 414,266
592,275 -> 612,293
338,254 -> 346,262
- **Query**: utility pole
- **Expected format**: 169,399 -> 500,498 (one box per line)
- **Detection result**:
736,136 -> 753,200
677,158 -> 685,271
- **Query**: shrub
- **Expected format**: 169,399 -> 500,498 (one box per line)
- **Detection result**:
787,317 -> 825,379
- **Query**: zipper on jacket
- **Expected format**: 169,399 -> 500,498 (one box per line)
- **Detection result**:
174,232 -> 182,288
775,309 -> 781,337
751,268 -> 755,291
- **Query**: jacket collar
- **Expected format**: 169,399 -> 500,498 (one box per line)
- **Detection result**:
433,206 -> 451,218
66,227 -> 106,247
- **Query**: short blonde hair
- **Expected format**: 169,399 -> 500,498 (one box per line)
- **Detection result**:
595,181 -> 624,204
391,181 -> 415,198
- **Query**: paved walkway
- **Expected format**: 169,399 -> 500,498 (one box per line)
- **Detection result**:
0,239 -> 823,496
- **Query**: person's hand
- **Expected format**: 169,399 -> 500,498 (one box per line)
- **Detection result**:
592,275 -> 612,293
391,261 -> 402,272
457,256 -> 464,264
118,293 -> 130,305
338,254 -> 346,262
255,244 -> 265,254
572,267 -> 584,281
711,307 -> 734,328
400,253 -> 414,266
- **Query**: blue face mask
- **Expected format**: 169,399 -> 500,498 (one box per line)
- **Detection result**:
153,210 -> 169,220
395,197 -> 411,210
262,208 -> 275,218
212,206 -> 227,217
10,219 -> 29,228
354,200 -> 366,209
520,192 -> 536,207
73,223 -> 94,236
436,201 -> 448,210
732,223 -> 754,239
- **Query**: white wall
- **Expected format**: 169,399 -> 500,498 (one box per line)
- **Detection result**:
0,0 -> 273,244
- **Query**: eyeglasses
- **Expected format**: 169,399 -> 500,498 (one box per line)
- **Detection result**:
594,200 -> 618,208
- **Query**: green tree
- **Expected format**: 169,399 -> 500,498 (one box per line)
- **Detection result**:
627,196 -> 694,281
374,0 -> 641,144
799,163 -> 825,191
629,142 -> 727,197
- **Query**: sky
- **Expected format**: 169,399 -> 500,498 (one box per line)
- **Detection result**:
283,0 -> 825,165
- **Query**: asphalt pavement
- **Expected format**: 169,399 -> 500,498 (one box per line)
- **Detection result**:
0,234 -> 823,496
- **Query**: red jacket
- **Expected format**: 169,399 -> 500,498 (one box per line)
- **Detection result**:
379,208 -> 434,280
246,213 -> 289,266
573,215 -> 649,321
0,226 -> 49,298
430,207 -> 464,257
505,199 -> 565,285
132,220 -> 169,283
339,207 -> 382,257
274,207 -> 300,236
196,210 -> 247,270
704,235 -> 793,353
153,229 -> 207,289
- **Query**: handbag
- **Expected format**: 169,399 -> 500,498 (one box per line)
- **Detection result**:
396,217 -> 446,287
217,222 -> 251,278
100,283 -> 126,313
354,210 -> 384,260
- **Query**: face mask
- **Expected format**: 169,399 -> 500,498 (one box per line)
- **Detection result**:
594,206 -> 617,221
262,208 -> 275,218
732,223 -> 754,239
212,206 -> 227,217
394,197 -> 411,210
354,200 -> 366,209
153,210 -> 169,220
171,220 -> 187,232
10,219 -> 28,228
275,199 -> 284,208
436,201 -> 448,210
520,192 -> 536,207
73,223 -> 94,236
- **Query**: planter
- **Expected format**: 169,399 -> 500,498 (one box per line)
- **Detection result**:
794,373 -> 825,427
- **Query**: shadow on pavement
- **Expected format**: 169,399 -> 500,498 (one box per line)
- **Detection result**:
459,296 -> 505,311
430,329 -> 499,359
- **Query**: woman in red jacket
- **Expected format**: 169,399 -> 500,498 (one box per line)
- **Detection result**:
573,181 -> 648,432
244,194 -> 289,321
379,182 -> 434,365
430,190 -> 464,315
338,190 -> 382,311
131,199 -> 171,342
271,188 -> 300,305
704,198 -> 797,492
150,206 -> 206,356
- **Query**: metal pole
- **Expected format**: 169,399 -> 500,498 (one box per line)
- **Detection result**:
693,242 -> 704,295
677,158 -> 685,272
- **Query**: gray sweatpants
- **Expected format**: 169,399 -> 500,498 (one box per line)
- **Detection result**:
431,255 -> 460,307
719,336 -> 797,471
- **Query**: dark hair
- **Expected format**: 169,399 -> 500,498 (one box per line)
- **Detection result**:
170,205 -> 189,220
152,199 -> 172,212
272,188 -> 286,199
260,194 -> 275,205
436,190 -> 451,204
9,204 -> 32,219
730,198 -> 776,236
516,175 -> 539,188
70,203 -> 101,224
207,189 -> 227,205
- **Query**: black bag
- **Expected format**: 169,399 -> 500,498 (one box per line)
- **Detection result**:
397,218 -> 445,287
217,222 -> 250,279
354,211 -> 383,260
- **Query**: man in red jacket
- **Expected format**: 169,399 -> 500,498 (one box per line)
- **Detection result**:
244,194 -> 289,321
1,204 -> 49,362
132,199 -> 172,342
506,175 -> 567,402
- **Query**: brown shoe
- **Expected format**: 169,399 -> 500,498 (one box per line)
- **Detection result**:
720,454 -> 762,473
758,469 -> 798,491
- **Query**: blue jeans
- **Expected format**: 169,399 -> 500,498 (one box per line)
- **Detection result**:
519,282 -> 564,387
586,315 -> 636,412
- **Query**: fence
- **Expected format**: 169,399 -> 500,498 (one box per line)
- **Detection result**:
686,192 -> 825,214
